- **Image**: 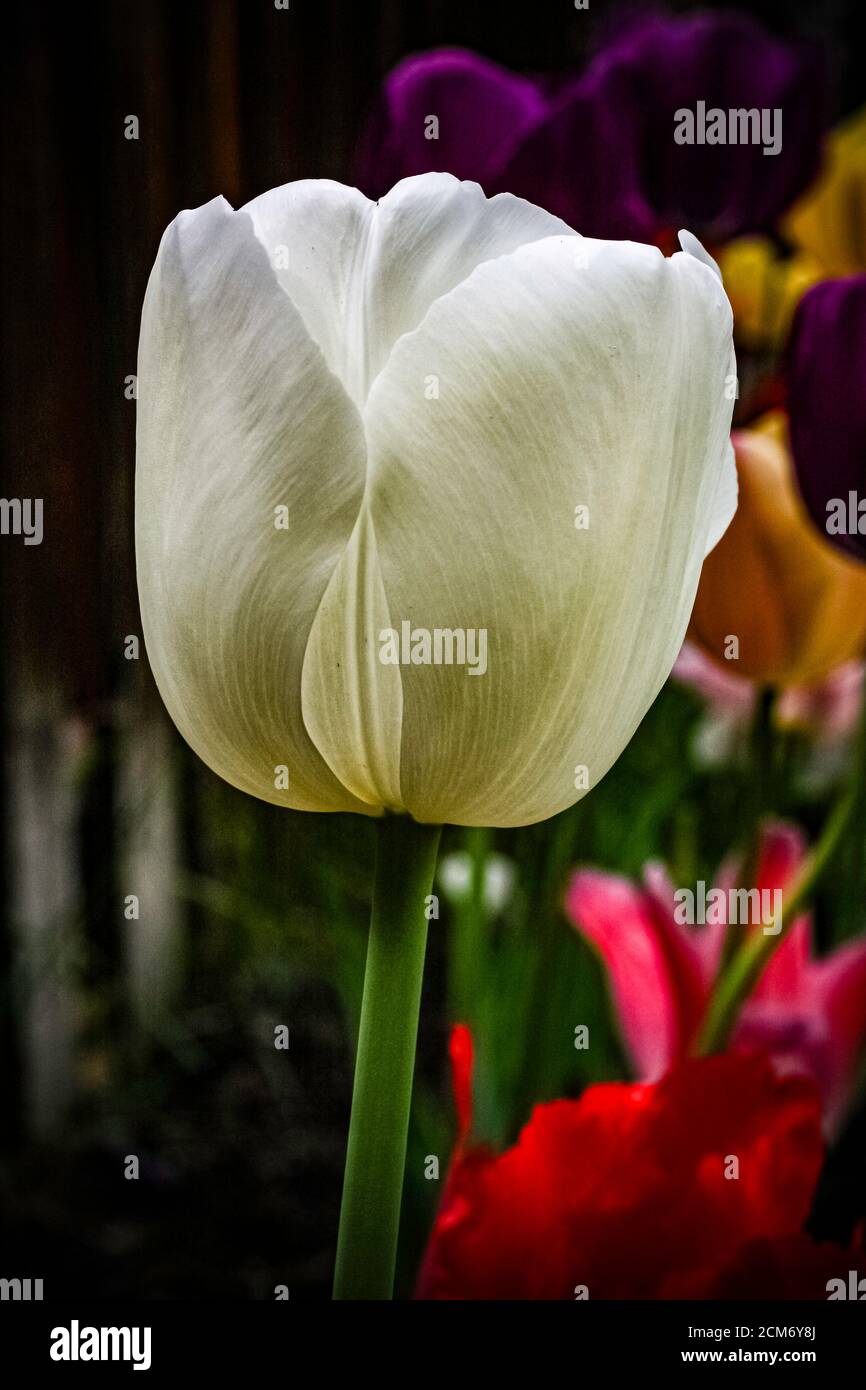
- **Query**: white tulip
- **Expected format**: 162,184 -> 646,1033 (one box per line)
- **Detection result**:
136,173 -> 736,828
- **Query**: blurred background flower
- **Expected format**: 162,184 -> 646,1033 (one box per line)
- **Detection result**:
356,12 -> 825,246
787,274 -> 866,562
687,415 -> 866,685
784,107 -> 866,277
438,851 -> 516,917
418,1029 -> 860,1300
672,641 -> 863,786
718,235 -> 822,354
567,821 -> 866,1133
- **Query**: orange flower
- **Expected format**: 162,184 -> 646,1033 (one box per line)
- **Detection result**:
688,414 -> 866,685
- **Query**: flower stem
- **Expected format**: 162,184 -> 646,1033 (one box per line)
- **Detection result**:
333,814 -> 442,1300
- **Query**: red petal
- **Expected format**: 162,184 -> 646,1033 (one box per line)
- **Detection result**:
418,1054 -> 824,1300
449,1023 -> 474,1148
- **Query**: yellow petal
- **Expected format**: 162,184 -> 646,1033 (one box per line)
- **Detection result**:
784,106 -> 866,276
718,236 -> 822,352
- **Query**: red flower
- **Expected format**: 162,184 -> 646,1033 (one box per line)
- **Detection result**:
418,1030 -> 859,1300
565,821 -> 866,1133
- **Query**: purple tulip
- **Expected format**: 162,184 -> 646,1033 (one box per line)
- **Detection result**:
788,276 -> 866,563
355,45 -> 654,241
355,13 -> 825,245
599,11 -> 826,243
354,48 -> 545,193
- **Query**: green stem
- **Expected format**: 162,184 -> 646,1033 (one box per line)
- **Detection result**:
742,688 -> 776,871
333,815 -> 442,1300
697,762 -> 861,1057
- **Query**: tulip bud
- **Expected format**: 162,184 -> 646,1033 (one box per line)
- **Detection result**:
688,414 -> 866,686
137,174 -> 736,827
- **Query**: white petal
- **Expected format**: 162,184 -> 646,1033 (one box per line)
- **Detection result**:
301,508 -> 404,810
242,173 -> 577,409
671,237 -> 738,554
705,436 -> 738,554
135,196 -> 375,815
338,233 -> 734,827
678,228 -> 722,281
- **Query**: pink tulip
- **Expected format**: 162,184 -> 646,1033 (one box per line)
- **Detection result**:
566,822 -> 866,1134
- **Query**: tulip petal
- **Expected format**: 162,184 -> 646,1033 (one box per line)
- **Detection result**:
354,233 -> 734,825
678,229 -> 722,282
705,439 -> 738,555
136,196 -> 375,815
604,12 -> 826,243
484,66 -> 656,242
353,48 -> 545,199
811,939 -> 866,1132
450,1022 -> 475,1148
418,1051 -> 824,1300
750,824 -> 849,981
243,173 -> 576,411
300,508 -> 403,810
787,275 -> 866,564
784,106 -> 866,278
566,869 -> 680,1079
689,420 -> 866,683
642,861 -> 717,1005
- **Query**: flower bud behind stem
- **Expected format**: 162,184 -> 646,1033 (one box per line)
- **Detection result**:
333,815 -> 442,1300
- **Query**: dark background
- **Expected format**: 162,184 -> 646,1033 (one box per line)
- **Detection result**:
1,0 -> 864,1300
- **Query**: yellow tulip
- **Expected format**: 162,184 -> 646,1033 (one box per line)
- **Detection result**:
784,106 -> 866,277
718,236 -> 822,352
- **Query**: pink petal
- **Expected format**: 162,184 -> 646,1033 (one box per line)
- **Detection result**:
565,870 -> 682,1079
727,826 -> 866,1134
777,663 -> 864,743
810,938 -> 866,1132
755,822 -> 808,897
751,824 -> 812,1000
753,917 -> 813,1004
671,640 -> 756,717
714,821 -> 813,1002
644,861 -> 727,985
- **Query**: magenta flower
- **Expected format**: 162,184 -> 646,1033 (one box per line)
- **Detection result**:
356,14 -> 825,244
788,275 -> 866,562
565,822 -> 866,1134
